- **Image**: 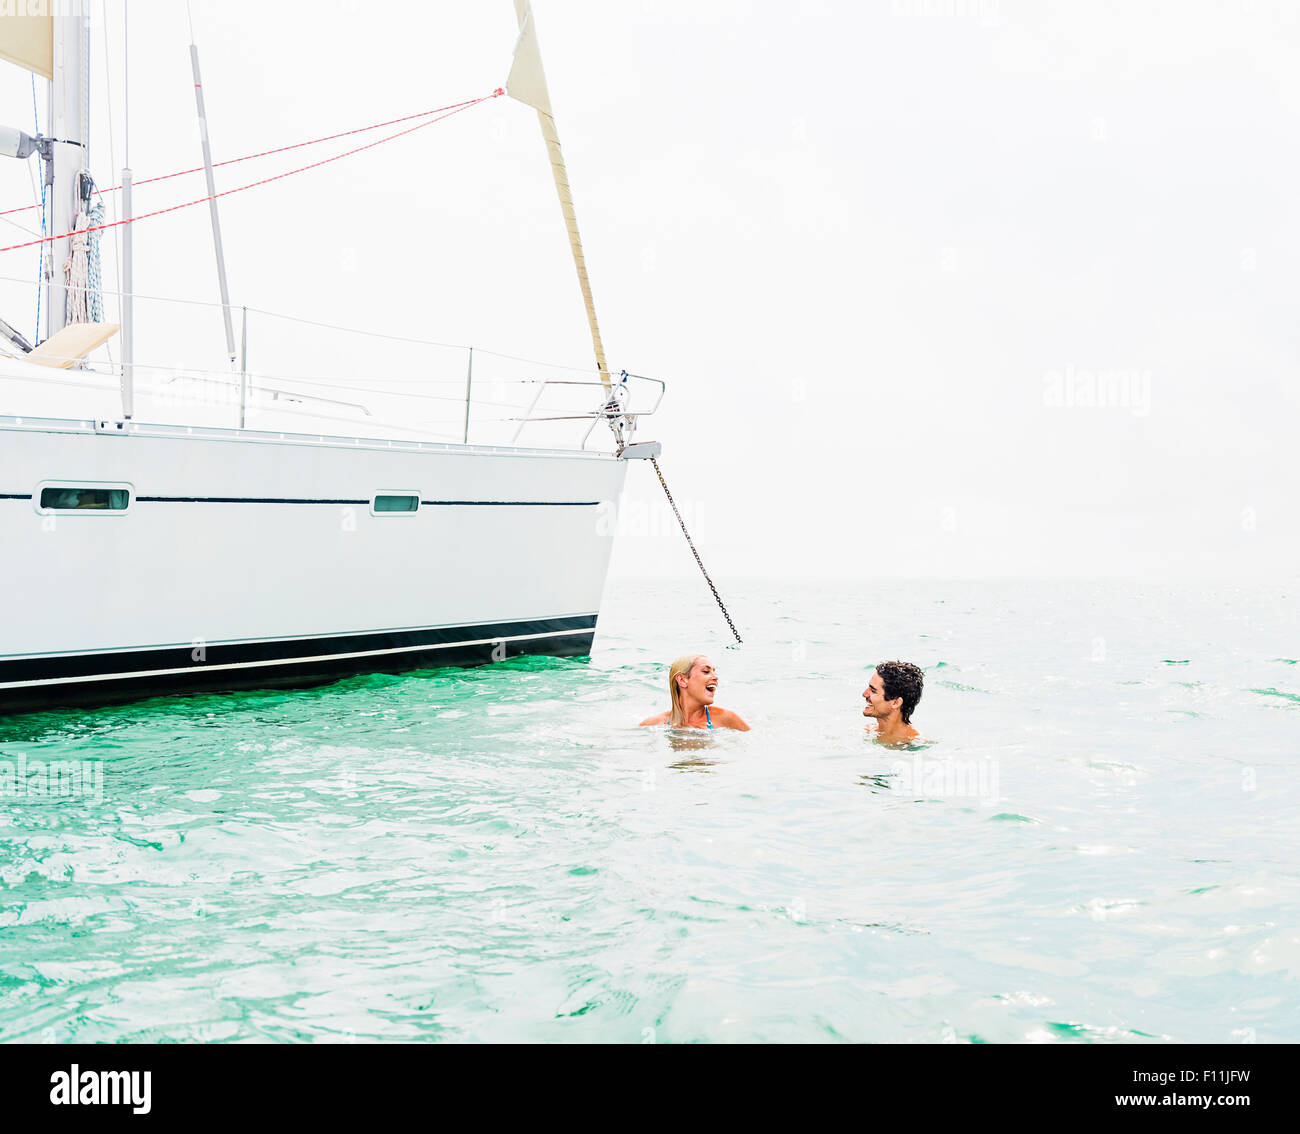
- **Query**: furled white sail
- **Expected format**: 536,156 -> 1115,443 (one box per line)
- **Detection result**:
0,7 -> 52,80
507,3 -> 551,116
507,0 -> 610,393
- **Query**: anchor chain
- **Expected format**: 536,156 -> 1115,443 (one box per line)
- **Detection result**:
649,456 -> 742,645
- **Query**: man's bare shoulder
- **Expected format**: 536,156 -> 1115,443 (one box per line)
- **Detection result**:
639,711 -> 670,727
866,723 -> 922,746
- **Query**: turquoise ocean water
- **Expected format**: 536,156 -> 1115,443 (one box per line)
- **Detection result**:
1,579 -> 1295,1043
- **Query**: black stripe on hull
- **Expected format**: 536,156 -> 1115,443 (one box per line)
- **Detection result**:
0,616 -> 596,715
2,495 -> 600,506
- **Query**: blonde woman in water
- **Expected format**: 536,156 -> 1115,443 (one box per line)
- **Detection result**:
639,654 -> 751,731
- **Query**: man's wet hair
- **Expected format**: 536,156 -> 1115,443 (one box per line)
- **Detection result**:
876,660 -> 924,724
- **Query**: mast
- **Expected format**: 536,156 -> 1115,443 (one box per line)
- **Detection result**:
121,0 -> 134,417
121,166 -> 133,417
507,0 -> 611,394
46,0 -> 88,341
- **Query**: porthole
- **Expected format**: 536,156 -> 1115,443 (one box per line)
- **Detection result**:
35,482 -> 132,514
371,493 -> 419,515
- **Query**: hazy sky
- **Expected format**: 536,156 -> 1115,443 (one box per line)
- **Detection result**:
0,1 -> 1296,582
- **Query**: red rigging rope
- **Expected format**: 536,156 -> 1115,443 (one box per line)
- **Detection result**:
0,93 -> 499,219
0,89 -> 504,253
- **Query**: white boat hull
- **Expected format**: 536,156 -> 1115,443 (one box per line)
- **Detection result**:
0,418 -> 626,713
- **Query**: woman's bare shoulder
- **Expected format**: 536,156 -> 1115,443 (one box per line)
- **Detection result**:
712,707 -> 751,732
639,711 -> 671,727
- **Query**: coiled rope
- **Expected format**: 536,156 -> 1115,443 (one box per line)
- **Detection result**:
64,198 -> 105,325
649,456 -> 742,644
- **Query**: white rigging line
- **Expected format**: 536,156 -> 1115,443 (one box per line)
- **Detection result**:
0,348 -> 528,401
0,215 -> 41,238
0,357 -> 538,440
0,336 -> 612,401
240,305 -> 602,373
0,270 -> 609,375
101,0 -> 122,328
124,0 -> 129,172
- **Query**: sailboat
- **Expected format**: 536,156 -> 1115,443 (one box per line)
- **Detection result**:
0,1 -> 660,715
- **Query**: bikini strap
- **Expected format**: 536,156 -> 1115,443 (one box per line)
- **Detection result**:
705,705 -> 713,729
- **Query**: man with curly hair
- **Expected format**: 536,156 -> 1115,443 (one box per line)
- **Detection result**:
862,660 -> 924,743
